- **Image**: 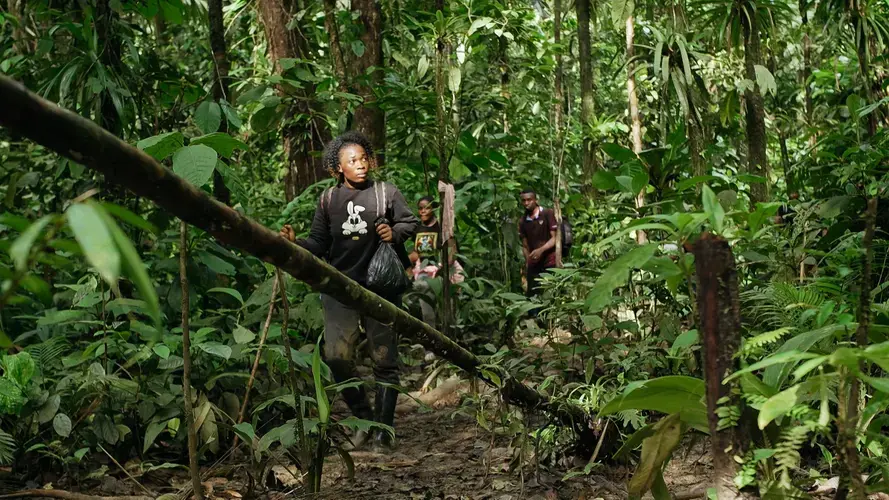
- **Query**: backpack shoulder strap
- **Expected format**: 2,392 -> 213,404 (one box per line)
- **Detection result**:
321,186 -> 335,218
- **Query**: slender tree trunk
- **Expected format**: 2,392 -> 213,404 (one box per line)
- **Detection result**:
8,0 -> 30,55
849,6 -> 878,137
576,0 -> 599,199
500,36 -> 511,134
96,0 -> 122,136
741,4 -> 769,205
350,0 -> 386,166
179,222 -> 204,500
257,0 -> 330,201
322,0 -> 350,115
779,132 -> 793,190
799,0 -> 813,139
208,0 -> 232,205
687,103 -> 706,181
435,0 -> 452,338
553,0 -> 565,266
626,15 -> 647,243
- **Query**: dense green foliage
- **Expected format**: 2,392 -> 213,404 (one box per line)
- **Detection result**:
1,0 -> 888,497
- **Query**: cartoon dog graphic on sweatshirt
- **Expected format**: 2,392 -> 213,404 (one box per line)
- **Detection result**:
342,201 -> 368,236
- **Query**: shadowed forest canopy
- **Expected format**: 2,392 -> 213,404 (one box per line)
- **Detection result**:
1,0 -> 888,498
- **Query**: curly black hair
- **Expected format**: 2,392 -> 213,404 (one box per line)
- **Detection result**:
322,131 -> 377,182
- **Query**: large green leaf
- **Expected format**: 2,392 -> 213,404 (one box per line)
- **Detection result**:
144,419 -> 168,453
198,342 -> 232,360
172,145 -> 218,188
0,379 -> 25,414
586,244 -> 657,312
2,352 -> 35,387
94,203 -> 161,330
67,203 -> 120,285
195,101 -> 222,134
611,0 -> 634,29
757,374 -> 836,429
628,413 -> 683,495
53,413 -> 72,437
136,131 -> 184,161
37,394 -> 61,424
9,215 -> 52,271
233,325 -> 256,345
313,337 -> 330,425
762,324 -> 855,388
190,133 -> 248,159
600,376 -> 708,433
702,185 -> 725,233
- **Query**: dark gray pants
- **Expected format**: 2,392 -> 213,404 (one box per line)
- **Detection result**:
321,294 -> 399,387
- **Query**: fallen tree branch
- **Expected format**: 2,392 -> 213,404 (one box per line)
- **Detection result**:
0,491 -> 153,500
0,76 -> 592,435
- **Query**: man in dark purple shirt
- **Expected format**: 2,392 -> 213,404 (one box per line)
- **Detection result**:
518,189 -> 558,298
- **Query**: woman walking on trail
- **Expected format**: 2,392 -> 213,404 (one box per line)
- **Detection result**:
408,197 -> 463,327
279,131 -> 419,452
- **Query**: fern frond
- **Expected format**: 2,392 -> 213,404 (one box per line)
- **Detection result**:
742,327 -> 796,355
26,336 -> 70,368
0,428 -> 15,464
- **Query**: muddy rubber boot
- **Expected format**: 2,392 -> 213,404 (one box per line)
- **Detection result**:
372,386 -> 398,453
328,359 -> 373,451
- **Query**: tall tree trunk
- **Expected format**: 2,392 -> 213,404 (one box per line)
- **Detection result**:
208,0 -> 232,205
553,0 -> 565,266
7,0 -> 30,55
626,15 -> 647,243
799,0 -> 813,138
741,3 -> 769,205
96,0 -> 122,136
500,36 -> 511,134
322,0 -> 350,115
257,0 -> 330,200
849,5 -> 878,137
435,0 -> 452,338
350,0 -> 386,166
576,0 -> 599,199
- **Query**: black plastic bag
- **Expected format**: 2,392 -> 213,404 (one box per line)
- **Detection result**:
366,218 -> 411,296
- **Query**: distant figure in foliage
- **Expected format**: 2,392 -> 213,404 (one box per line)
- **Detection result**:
519,189 -> 558,298
279,131 -> 418,452
408,196 -> 463,327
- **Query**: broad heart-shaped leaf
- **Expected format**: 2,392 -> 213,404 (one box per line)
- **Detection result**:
233,422 -> 255,442
600,376 -> 708,433
351,40 -> 366,57
93,203 -> 161,330
136,131 -> 184,161
172,145 -> 217,188
417,55 -> 430,79
611,0 -> 634,30
67,203 -> 120,286
233,325 -> 256,345
195,101 -> 222,134
10,215 -> 52,271
53,413 -> 72,437
312,338 -> 330,425
586,244 -> 657,312
2,352 -> 35,387
592,170 -> 619,191
189,133 -> 248,159
628,413 -> 683,495
198,342 -> 232,360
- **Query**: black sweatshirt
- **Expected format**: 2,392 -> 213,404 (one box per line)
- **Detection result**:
297,180 -> 419,285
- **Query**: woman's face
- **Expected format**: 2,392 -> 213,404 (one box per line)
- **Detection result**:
418,199 -> 435,224
338,144 -> 370,187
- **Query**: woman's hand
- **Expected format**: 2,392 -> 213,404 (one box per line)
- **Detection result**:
376,223 -> 393,242
280,224 -> 296,242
